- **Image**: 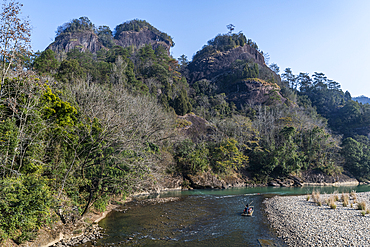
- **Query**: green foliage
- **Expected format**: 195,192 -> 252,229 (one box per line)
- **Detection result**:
56,59 -> 85,82
0,118 -> 19,164
342,137 -> 370,179
210,138 -> 248,174
173,89 -> 192,116
114,19 -> 174,47
56,16 -> 94,36
0,175 -> 53,243
40,85 -> 77,126
33,49 -> 59,74
192,33 -> 258,61
96,25 -> 114,48
174,139 -> 209,175
281,69 -> 370,138
94,194 -> 109,212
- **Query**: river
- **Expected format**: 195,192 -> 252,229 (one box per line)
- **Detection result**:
85,185 -> 370,246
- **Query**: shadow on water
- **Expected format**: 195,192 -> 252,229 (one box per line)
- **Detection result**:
83,185 -> 370,247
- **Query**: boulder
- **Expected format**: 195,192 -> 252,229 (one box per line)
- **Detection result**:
187,172 -> 224,189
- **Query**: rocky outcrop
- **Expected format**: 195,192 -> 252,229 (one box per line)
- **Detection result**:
186,172 -> 246,189
187,45 -> 267,84
47,26 -> 171,57
115,28 -> 171,54
301,170 -> 359,186
227,79 -> 286,107
268,176 -> 304,187
47,31 -> 104,55
268,170 -> 359,187
187,172 -> 224,189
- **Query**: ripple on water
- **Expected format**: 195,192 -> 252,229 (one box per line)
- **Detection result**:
90,194 -> 286,246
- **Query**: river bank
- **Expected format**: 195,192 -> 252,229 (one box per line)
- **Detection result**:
20,197 -> 181,247
264,191 -> 370,246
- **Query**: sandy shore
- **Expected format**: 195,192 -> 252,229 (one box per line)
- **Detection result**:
264,191 -> 370,246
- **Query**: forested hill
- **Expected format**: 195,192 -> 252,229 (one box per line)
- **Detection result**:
354,95 -> 370,104
1,11 -> 370,244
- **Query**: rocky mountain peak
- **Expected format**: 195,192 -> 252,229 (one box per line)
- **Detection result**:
47,30 -> 104,56
114,27 -> 171,54
46,18 -> 173,56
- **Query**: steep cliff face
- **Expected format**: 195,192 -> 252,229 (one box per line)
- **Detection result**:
187,44 -> 284,108
114,28 -> 171,54
47,31 -> 104,54
227,78 -> 285,106
47,26 -> 171,56
187,45 -> 267,84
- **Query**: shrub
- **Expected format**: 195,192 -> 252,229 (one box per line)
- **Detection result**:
342,193 -> 349,207
328,196 -> 337,209
306,195 -> 310,201
0,175 -> 53,243
334,194 -> 339,202
357,201 -> 366,211
361,211 -> 366,216
350,190 -> 357,200
312,190 -> 321,203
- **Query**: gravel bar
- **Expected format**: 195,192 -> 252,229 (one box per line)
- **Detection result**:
264,192 -> 370,246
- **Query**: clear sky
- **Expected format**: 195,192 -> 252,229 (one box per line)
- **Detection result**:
19,0 -> 370,97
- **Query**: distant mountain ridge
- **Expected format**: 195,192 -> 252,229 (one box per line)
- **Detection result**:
353,95 -> 370,104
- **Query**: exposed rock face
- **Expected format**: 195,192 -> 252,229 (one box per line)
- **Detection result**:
47,31 -> 104,54
187,172 -> 224,189
186,44 -> 283,108
267,171 -> 359,187
187,45 -> 267,84
301,170 -> 359,186
115,28 -> 171,54
268,176 -> 303,187
227,79 -> 286,107
47,28 -> 171,57
187,172 -> 247,189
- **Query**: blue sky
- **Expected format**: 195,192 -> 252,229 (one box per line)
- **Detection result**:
20,0 -> 370,97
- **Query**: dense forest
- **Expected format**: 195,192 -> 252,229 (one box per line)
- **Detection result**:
1,1 -> 370,244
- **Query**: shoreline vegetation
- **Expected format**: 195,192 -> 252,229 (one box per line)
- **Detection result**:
3,1 -> 370,245
17,196 -> 180,247
264,191 -> 370,246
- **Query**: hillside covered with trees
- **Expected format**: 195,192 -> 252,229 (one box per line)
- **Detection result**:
1,1 -> 370,244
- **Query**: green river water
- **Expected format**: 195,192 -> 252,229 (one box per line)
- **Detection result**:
84,185 -> 370,247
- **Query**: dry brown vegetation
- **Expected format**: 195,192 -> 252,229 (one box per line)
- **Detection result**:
328,196 -> 337,209
341,193 -> 349,207
357,201 -> 366,211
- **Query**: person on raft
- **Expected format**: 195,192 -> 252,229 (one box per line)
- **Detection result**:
244,204 -> 253,214
244,204 -> 249,213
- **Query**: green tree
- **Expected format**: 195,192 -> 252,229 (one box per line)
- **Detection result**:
56,16 -> 94,36
97,25 -> 114,48
173,89 -> 192,116
342,137 -> 370,179
33,49 -> 59,74
56,59 -> 85,82
282,68 -> 296,89
178,54 -> 189,67
210,138 -> 248,174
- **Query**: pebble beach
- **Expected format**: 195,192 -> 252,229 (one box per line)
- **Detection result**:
264,191 -> 370,246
